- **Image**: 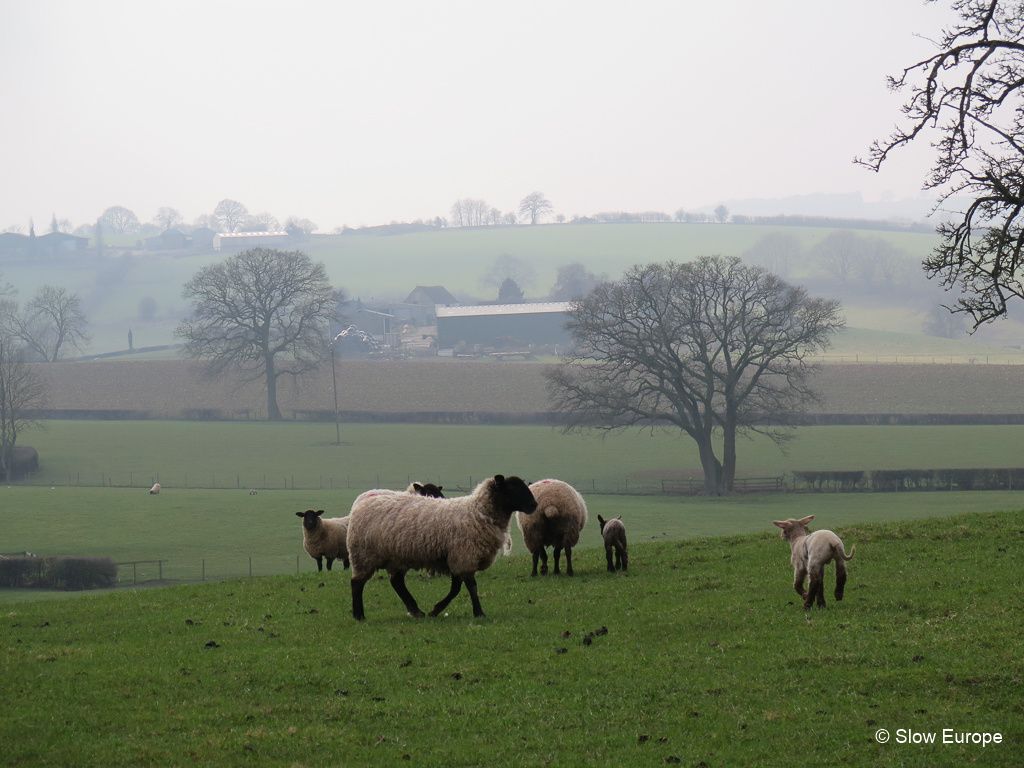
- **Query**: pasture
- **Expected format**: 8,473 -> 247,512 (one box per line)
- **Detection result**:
1,512 -> 1020,766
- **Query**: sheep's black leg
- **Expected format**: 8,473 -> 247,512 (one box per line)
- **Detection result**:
316,556 -> 324,572
564,547 -> 574,577
389,572 -> 425,617
326,557 -> 334,572
538,549 -> 549,576
351,576 -> 370,620
464,575 -> 485,618
342,557 -> 350,570
835,561 -> 848,601
605,547 -> 616,573
530,552 -> 540,577
429,575 -> 463,616
552,547 -> 562,575
619,547 -> 628,571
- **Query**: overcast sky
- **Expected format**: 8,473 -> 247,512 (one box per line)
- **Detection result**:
0,0 -> 959,231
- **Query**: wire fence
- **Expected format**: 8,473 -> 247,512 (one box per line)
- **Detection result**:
809,353 -> 1024,365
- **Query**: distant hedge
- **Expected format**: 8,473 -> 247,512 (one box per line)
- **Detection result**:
0,557 -> 118,590
793,468 -> 1024,493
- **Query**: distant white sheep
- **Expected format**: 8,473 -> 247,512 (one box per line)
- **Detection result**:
296,509 -> 350,571
347,474 -> 537,620
517,479 -> 588,577
149,483 -> 160,495
598,514 -> 628,572
773,515 -> 856,609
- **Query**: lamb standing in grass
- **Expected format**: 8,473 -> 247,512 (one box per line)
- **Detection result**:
773,515 -> 856,610
517,479 -> 588,577
297,510 -> 350,571
149,483 -> 160,495
598,514 -> 628,572
347,474 -> 537,620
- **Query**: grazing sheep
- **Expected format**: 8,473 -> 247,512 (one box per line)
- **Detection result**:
347,474 -> 537,620
407,482 -> 444,498
773,515 -> 856,610
296,509 -> 350,571
517,479 -> 588,577
598,515 -> 628,572
149,483 -> 160,495
249,489 -> 258,495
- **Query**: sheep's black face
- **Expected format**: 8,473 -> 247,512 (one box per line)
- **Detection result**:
495,475 -> 538,515
412,483 -> 445,498
297,509 -> 324,531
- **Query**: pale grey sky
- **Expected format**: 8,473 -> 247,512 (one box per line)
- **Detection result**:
0,0 -> 957,231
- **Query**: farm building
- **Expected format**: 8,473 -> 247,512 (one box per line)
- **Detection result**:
0,231 -> 88,257
393,285 -> 459,327
213,231 -> 293,252
436,302 -> 571,350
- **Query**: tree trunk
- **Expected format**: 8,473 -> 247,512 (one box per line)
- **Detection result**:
721,417 -> 737,493
695,433 -> 725,496
266,357 -> 282,421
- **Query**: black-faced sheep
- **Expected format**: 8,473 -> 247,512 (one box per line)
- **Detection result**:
773,515 -> 856,610
516,479 -> 588,577
598,514 -> 628,572
296,509 -> 350,571
149,483 -> 160,495
347,474 -> 537,620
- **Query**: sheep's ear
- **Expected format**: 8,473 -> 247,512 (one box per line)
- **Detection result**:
772,520 -> 787,528
494,474 -> 506,486
316,510 -> 325,517
295,511 -> 305,517
615,516 -> 622,521
598,515 -> 607,525
798,515 -> 815,526
437,485 -> 443,491
413,483 -> 424,493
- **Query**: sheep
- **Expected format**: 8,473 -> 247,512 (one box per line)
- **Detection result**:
598,514 -> 628,572
517,479 -> 588,577
347,474 -> 537,620
296,509 -> 350,571
149,483 -> 160,495
407,482 -> 444,498
773,515 -> 856,610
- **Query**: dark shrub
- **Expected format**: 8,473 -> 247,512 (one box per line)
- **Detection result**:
44,557 -> 118,590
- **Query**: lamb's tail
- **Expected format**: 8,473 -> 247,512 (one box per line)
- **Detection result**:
840,544 -> 856,561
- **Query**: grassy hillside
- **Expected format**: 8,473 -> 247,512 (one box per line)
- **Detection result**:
2,511 -> 1020,766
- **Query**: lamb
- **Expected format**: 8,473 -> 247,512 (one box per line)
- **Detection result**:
347,474 -> 537,620
296,509 -> 350,571
773,515 -> 856,610
517,479 -> 588,577
598,514 -> 628,572
149,483 -> 160,495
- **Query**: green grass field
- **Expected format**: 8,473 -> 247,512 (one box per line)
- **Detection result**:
2,511 -> 1020,766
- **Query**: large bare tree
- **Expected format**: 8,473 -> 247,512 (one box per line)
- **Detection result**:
545,257 -> 844,495
0,332 -> 47,482
175,247 -> 339,421
0,285 -> 90,362
213,199 -> 249,233
858,0 -> 1024,326
97,205 -> 141,234
518,191 -> 553,225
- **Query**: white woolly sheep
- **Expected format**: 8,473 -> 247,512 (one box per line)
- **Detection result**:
598,514 -> 628,572
296,509 -> 350,571
773,515 -> 856,610
149,483 -> 160,495
517,479 -> 588,577
347,474 -> 537,620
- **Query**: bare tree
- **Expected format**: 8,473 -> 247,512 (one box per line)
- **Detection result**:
858,0 -> 1024,326
98,205 -> 141,234
497,277 -> 525,303
549,263 -> 608,301
175,248 -> 339,421
48,214 -> 73,234
283,217 -> 317,236
213,199 -> 249,233
742,233 -> 803,278
154,207 -> 185,231
244,211 -> 281,232
0,286 -> 90,362
481,253 -> 537,294
192,213 -> 219,232
545,257 -> 843,495
0,332 -> 47,482
714,205 -> 730,223
519,192 -> 553,225
811,230 -> 863,284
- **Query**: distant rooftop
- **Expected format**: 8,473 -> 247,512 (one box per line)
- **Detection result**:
435,302 -> 570,318
216,231 -> 290,238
